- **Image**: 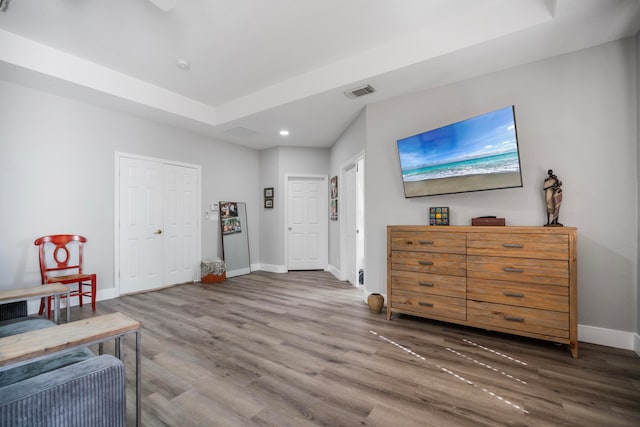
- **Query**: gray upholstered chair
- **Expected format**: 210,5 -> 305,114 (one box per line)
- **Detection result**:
0,306 -> 127,426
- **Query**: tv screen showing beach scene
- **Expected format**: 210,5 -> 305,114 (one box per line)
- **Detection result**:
397,106 -> 523,198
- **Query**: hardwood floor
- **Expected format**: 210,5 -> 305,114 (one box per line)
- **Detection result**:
74,271 -> 640,426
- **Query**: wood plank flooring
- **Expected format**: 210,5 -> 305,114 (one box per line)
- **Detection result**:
73,271 -> 640,426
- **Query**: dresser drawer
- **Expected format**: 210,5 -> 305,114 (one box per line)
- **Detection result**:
467,300 -> 569,339
467,232 -> 568,260
390,231 -> 466,254
391,251 -> 466,276
392,290 -> 466,321
467,278 -> 568,312
467,255 -> 568,286
392,270 -> 466,298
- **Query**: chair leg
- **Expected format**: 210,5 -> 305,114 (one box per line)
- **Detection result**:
91,274 -> 97,312
46,296 -> 52,320
38,297 -> 45,316
78,282 -> 83,307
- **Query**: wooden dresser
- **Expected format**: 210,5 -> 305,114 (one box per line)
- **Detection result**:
387,226 -> 578,357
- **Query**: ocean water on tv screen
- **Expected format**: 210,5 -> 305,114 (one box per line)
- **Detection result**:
402,151 -> 520,182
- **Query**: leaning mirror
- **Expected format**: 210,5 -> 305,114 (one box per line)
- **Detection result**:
219,201 -> 251,277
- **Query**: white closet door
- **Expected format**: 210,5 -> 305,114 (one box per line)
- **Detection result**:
119,157 -> 200,295
119,157 -> 164,294
163,164 -> 198,285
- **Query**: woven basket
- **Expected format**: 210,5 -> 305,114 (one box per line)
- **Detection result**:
200,258 -> 226,284
202,272 -> 226,284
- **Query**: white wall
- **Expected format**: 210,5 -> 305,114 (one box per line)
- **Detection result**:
258,147 -> 280,270
365,38 -> 638,336
0,79 -> 260,295
257,146 -> 330,270
637,30 -> 640,341
328,109 -> 366,275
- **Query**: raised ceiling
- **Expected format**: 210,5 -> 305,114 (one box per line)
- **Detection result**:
0,0 -> 639,150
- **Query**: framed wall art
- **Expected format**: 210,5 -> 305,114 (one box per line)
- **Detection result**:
330,176 -> 338,199
429,206 -> 449,226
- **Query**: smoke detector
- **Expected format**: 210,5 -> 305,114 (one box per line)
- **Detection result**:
176,59 -> 190,70
344,84 -> 375,99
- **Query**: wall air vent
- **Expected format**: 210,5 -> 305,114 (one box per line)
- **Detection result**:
344,84 -> 375,99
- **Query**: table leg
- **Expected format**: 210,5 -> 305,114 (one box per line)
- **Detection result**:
136,330 -> 141,427
53,294 -> 60,324
115,337 -> 122,359
66,290 -> 70,323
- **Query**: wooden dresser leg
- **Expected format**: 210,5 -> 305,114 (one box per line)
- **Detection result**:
570,341 -> 579,358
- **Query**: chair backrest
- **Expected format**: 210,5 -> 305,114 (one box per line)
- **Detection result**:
34,234 -> 88,283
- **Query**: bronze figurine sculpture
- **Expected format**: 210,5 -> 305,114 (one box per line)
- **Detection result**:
543,169 -> 563,226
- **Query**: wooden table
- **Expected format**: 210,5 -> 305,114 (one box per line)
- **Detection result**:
0,312 -> 142,426
0,284 -> 70,324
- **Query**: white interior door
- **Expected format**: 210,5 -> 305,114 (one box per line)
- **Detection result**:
355,158 -> 365,284
287,176 -> 327,270
345,166 -> 357,285
119,157 -> 164,294
118,156 -> 200,295
340,155 -> 365,287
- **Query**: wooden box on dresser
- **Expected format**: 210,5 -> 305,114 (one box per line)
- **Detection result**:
387,226 -> 578,357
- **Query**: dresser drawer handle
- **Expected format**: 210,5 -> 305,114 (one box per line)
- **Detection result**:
418,240 -> 434,245
503,243 -> 524,248
504,315 -> 524,322
503,267 -> 524,273
418,302 -> 434,307
503,291 -> 524,298
418,282 -> 434,287
418,261 -> 434,266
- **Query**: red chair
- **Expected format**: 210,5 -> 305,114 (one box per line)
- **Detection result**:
34,234 -> 97,317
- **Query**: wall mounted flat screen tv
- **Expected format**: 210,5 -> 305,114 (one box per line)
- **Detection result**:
397,105 -> 523,198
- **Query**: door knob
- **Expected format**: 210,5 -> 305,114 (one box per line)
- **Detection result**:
154,229 -> 163,235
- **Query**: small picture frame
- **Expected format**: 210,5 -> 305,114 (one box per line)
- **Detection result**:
429,206 -> 449,226
330,176 -> 338,199
264,187 -> 274,198
264,199 -> 273,209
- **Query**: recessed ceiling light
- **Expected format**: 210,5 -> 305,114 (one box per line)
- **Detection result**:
279,130 -> 289,136
176,59 -> 190,70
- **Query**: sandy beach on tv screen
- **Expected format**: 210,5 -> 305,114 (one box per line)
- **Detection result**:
404,172 -> 522,198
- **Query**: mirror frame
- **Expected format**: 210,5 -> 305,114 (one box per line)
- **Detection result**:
219,201 -> 251,277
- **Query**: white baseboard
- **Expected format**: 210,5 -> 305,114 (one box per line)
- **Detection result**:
326,264 -> 342,280
578,324 -> 638,351
251,263 -> 287,273
226,267 -> 252,278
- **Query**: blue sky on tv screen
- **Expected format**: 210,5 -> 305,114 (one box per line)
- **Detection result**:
397,106 -> 518,171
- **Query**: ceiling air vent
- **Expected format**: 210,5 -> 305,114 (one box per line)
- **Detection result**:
344,84 -> 375,99
225,126 -> 259,138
